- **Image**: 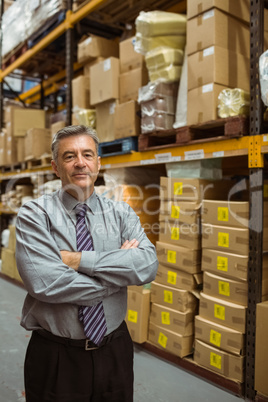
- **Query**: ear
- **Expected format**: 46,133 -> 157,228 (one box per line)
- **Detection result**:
51,160 -> 60,178
97,156 -> 101,171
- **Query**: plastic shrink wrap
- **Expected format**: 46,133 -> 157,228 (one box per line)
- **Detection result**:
72,109 -> 96,128
135,33 -> 186,54
218,88 -> 249,118
141,113 -> 175,134
2,0 -> 66,58
135,11 -> 186,37
259,50 -> 268,106
145,48 -> 184,71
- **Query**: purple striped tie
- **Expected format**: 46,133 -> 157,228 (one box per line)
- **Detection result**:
75,203 -> 107,346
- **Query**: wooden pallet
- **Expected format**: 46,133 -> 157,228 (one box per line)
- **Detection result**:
138,116 -> 249,151
25,154 -> 52,170
99,136 -> 138,157
0,161 -> 26,173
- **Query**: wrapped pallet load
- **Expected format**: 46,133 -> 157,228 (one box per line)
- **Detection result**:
134,11 -> 186,134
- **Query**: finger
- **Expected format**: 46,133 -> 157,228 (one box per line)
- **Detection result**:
120,240 -> 129,249
130,240 -> 139,249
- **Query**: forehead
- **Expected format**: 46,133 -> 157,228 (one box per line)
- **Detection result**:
58,134 -> 97,154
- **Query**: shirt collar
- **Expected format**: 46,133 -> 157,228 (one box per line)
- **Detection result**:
58,188 -> 97,215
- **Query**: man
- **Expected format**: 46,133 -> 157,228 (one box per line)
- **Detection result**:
16,125 -> 158,402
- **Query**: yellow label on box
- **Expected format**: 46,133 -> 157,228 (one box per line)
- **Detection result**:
174,182 -> 183,196
158,332 -> 168,348
164,290 -> 173,304
167,271 -> 177,285
210,352 -> 222,369
217,207 -> 229,222
171,227 -> 179,240
217,256 -> 228,272
218,280 -> 230,296
128,309 -> 138,323
171,205 -> 180,219
214,304 -> 225,320
218,232 -> 229,248
210,329 -> 221,347
167,250 -> 176,264
161,311 -> 170,325
264,184 -> 268,198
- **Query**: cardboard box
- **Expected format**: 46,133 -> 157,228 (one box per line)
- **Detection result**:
72,75 -> 90,110
155,263 -> 202,291
150,281 -> 198,313
156,241 -> 201,274
202,248 -> 248,281
202,200 -> 249,228
119,67 -> 148,103
141,96 -> 177,116
96,100 -> 117,143
114,100 -> 140,139
119,36 -> 145,73
51,121 -> 65,137
202,223 -> 249,256
187,9 -> 250,57
187,0 -> 250,23
4,126 -> 17,165
195,315 -> 245,356
1,247 -> 16,278
77,35 -> 119,64
17,137 -> 25,162
159,200 -> 200,225
150,302 -> 195,336
199,292 -> 247,333
202,249 -> 268,283
7,225 -> 16,252
188,46 -> 249,91
149,321 -> 194,358
203,271 -> 248,306
6,106 -> 46,137
187,83 -> 228,125
194,339 -> 245,382
159,220 -> 201,250
255,301 -> 268,396
83,57 -> 105,77
90,57 -> 119,105
160,177 -> 233,202
126,288 -> 151,344
24,128 -> 52,160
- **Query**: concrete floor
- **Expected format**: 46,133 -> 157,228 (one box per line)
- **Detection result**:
0,276 -> 243,402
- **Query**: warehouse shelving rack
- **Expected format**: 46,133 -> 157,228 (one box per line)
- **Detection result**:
0,0 -> 267,400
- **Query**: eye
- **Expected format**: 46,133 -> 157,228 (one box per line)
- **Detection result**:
84,153 -> 94,159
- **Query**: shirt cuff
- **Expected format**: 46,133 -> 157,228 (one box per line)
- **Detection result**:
78,250 -> 96,276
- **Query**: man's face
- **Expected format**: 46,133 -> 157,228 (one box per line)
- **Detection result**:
51,134 -> 101,200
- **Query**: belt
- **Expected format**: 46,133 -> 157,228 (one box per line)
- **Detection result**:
35,321 -> 126,351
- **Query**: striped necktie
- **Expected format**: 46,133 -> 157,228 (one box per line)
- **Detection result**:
75,203 -> 107,346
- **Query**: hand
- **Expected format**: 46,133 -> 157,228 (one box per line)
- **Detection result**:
121,239 -> 139,249
60,250 -> 81,271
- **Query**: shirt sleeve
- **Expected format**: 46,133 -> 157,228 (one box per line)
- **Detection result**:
78,202 -> 159,286
15,202 -> 120,306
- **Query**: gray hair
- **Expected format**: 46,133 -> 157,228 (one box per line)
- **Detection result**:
51,125 -> 99,162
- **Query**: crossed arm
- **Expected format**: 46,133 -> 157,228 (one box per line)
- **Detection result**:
60,239 -> 139,270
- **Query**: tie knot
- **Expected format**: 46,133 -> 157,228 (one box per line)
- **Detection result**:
75,203 -> 88,218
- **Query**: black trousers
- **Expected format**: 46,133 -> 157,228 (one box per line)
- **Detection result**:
24,321 -> 134,402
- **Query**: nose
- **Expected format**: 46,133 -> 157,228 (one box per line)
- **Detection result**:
74,155 -> 86,168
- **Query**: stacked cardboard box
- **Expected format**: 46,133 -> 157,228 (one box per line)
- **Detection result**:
194,199 -> 268,383
2,106 -> 46,165
1,225 -> 22,283
114,37 -> 147,139
186,0 -> 250,125
255,301 -> 268,398
148,177 -> 210,358
74,35 -> 120,140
